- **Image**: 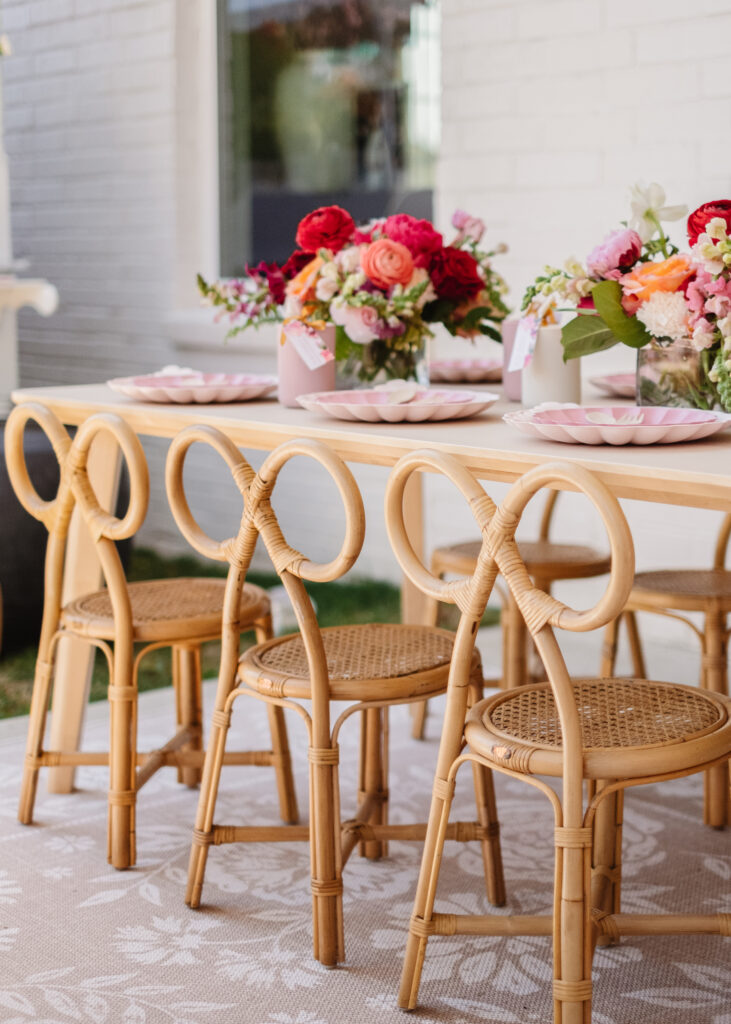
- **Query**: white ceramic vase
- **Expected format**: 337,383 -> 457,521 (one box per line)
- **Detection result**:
521,324 -> 581,407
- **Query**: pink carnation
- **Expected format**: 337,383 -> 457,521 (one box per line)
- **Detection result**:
383,214 -> 443,268
587,228 -> 643,280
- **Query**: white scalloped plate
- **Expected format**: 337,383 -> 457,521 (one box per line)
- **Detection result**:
107,372 -> 278,404
589,373 -> 636,398
429,358 -> 503,383
504,404 -> 731,445
297,387 -> 500,423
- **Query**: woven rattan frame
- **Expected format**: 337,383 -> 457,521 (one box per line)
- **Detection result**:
165,427 -> 505,967
4,402 -> 297,870
601,513 -> 731,828
384,450 -> 731,1024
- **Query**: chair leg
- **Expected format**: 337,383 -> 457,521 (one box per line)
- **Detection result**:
503,592 -> 528,688
600,617 -> 620,678
173,644 -> 203,788
309,753 -> 345,965
624,611 -> 647,679
186,702 -> 232,908
470,761 -> 506,907
409,580 -> 441,740
18,643 -> 57,824
108,645 -> 137,870
553,827 -> 594,1024
255,614 -> 299,824
358,707 -> 388,860
702,609 -> 729,828
591,783 -> 623,947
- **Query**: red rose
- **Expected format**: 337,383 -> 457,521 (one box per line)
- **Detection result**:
687,200 -> 731,245
281,250 -> 314,280
295,205 -> 355,254
429,246 -> 483,302
383,214 -> 443,268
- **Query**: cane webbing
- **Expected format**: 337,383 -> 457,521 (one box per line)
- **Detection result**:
435,538 -> 609,573
250,624 -> 454,682
633,569 -> 731,601
485,679 -> 722,750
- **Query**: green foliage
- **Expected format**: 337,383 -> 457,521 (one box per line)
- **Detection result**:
560,313 -> 619,360
591,280 -> 653,349
712,350 -> 731,412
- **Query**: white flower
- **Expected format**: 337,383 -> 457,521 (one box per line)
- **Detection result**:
629,182 -> 687,242
335,245 -> 363,274
635,291 -> 689,341
314,276 -> 338,301
0,35 -> 12,57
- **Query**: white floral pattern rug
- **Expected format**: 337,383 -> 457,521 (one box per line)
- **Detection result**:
1,684 -> 729,1024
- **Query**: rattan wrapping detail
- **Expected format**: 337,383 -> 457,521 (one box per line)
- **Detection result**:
486,679 -> 723,750
251,624 -> 454,682
633,569 -> 731,600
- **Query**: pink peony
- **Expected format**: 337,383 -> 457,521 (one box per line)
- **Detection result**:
330,302 -> 382,344
383,214 -> 443,268
587,228 -> 643,280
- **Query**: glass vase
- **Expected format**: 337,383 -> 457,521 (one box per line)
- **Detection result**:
334,326 -> 429,390
636,340 -> 721,410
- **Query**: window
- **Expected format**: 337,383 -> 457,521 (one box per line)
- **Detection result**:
217,0 -> 440,275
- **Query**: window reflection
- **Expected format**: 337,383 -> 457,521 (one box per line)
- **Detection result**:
218,0 -> 440,274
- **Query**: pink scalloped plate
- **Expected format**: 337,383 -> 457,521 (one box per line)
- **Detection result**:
429,358 -> 503,384
297,388 -> 500,423
107,373 -> 278,404
589,373 -> 636,398
504,404 -> 731,445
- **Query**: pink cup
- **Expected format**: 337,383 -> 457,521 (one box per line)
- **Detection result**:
277,325 -> 336,407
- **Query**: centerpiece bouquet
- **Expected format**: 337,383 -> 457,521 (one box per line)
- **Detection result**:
521,184 -> 731,411
199,204 -> 509,388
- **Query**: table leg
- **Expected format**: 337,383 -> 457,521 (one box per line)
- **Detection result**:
47,432 -> 122,793
400,470 -> 428,626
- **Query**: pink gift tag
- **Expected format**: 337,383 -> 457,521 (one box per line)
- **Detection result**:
508,314 -> 539,372
283,321 -> 335,370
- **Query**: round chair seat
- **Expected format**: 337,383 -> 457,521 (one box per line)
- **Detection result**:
240,623 -> 478,702
61,577 -> 270,643
433,539 -> 610,581
465,678 -> 731,781
630,569 -> 731,612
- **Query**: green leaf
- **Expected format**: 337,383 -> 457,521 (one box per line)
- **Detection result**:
560,314 -> 619,360
480,323 -> 503,342
459,305 -> 495,331
591,280 -> 653,349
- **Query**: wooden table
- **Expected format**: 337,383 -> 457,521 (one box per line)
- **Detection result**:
11,381 -> 731,796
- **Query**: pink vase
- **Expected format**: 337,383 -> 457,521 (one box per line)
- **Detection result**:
501,318 -> 522,402
277,324 -> 336,407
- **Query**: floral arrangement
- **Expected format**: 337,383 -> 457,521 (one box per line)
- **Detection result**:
199,205 -> 509,384
521,184 -> 731,411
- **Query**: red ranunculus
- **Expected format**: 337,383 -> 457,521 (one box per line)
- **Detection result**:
429,246 -> 484,302
687,200 -> 731,245
383,213 -> 443,268
280,250 -> 314,280
246,260 -> 286,305
295,205 -> 355,254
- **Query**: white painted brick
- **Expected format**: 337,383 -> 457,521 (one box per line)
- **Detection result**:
515,150 -> 602,188
702,57 -> 731,98
517,0 -> 601,38
636,15 -> 731,62
29,0 -> 74,25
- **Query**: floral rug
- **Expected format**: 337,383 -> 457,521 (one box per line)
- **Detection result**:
1,684 -> 729,1024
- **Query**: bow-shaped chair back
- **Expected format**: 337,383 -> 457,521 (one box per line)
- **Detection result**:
165,427 -> 365,710
4,402 -> 149,655
386,452 -> 634,806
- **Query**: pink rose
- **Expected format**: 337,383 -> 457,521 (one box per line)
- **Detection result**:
330,302 -> 382,344
587,228 -> 643,280
451,209 -> 485,244
383,214 -> 443,268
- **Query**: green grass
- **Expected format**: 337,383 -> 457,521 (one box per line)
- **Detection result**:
0,547 -> 498,720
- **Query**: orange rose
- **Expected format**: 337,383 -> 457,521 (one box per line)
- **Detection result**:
361,238 -> 414,290
619,254 -> 694,314
286,255 -> 322,302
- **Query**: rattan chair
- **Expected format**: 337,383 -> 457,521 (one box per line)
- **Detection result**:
4,403 -> 297,870
165,426 -> 505,967
601,514 -> 731,828
410,489 -> 610,738
385,451 -> 731,1023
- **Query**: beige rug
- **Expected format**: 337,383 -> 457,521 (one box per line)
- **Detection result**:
1,683 -> 729,1024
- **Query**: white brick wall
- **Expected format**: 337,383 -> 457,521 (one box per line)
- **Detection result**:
4,0 -> 731,672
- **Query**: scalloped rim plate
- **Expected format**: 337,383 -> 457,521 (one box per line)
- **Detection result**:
589,373 -> 636,398
429,358 -> 503,383
503,403 -> 731,445
107,372 -> 278,404
297,387 -> 500,423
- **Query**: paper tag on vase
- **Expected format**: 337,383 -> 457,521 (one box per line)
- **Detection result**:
282,321 -> 334,371
508,314 -> 540,372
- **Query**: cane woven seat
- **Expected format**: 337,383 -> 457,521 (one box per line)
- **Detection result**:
466,677 -> 731,780
241,623 -> 474,701
433,538 -> 610,580
61,577 -> 270,643
630,569 -> 731,611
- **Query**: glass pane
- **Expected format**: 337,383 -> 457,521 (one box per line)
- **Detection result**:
218,0 -> 440,275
